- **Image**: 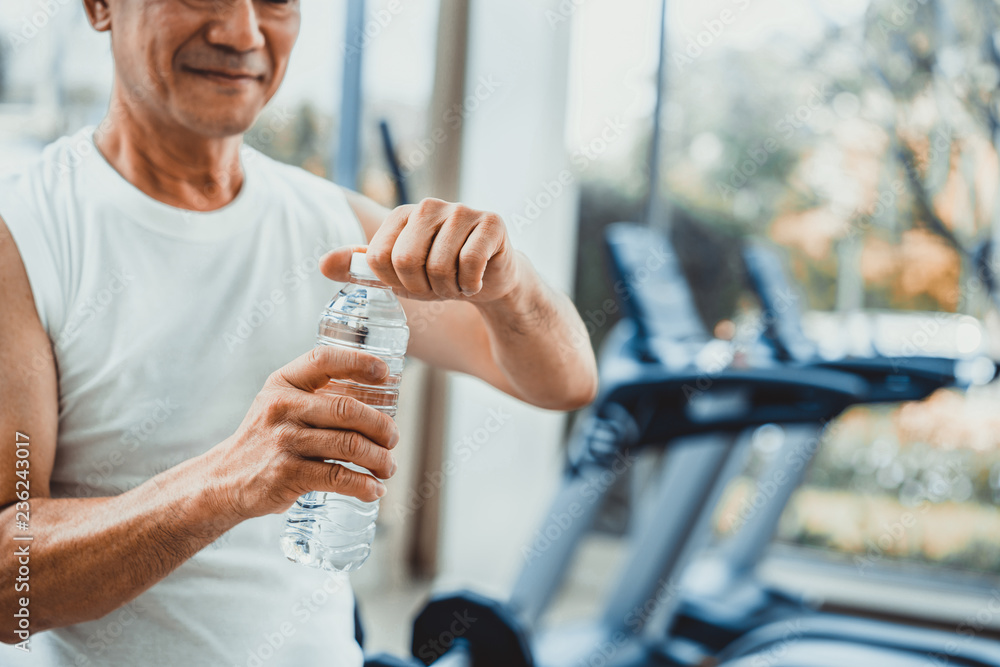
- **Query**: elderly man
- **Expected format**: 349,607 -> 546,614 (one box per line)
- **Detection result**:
0,1 -> 597,664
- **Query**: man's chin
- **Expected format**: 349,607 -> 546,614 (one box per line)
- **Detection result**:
175,107 -> 261,140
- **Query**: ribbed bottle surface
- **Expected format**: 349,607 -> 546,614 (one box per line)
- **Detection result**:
280,260 -> 408,572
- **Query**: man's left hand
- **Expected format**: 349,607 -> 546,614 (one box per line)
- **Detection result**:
321,198 -> 521,304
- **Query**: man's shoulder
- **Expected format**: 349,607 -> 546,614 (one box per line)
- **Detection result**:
241,148 -> 367,247
242,147 -> 352,210
0,127 -> 96,200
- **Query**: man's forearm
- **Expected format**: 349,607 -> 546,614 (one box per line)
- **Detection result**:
476,253 -> 598,410
0,448 -> 238,642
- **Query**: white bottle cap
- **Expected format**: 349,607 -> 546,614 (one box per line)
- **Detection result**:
349,251 -> 377,279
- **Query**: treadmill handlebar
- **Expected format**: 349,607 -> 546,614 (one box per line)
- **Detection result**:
742,239 -> 999,395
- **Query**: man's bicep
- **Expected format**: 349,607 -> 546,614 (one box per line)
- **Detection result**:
401,297 -> 520,396
0,214 -> 58,507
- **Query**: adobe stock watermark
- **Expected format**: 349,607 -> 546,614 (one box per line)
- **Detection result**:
5,0 -> 74,53
672,0 -> 755,72
238,572 -> 351,667
544,0 -> 590,29
401,74 -> 502,175
414,610 -> 477,664
557,240 -> 791,361
716,84 -> 830,201
20,267 -> 135,386
875,0 -> 931,37
17,266 -> 135,384
521,449 -> 636,564
891,312 -> 965,367
392,407 -> 512,521
855,458 -> 967,574
927,589 -> 1000,666
723,421 -> 839,532
557,242 -> 672,358
224,234 -> 340,351
838,126 -> 960,243
57,75 -> 169,178
507,116 -> 627,235
71,398 -> 180,499
67,599 -> 149,666
342,0 -> 405,63
245,108 -> 296,154
853,501 -> 931,574
838,179 -> 904,242
574,577 -> 681,667
58,267 -> 136,350
731,285 -> 800,350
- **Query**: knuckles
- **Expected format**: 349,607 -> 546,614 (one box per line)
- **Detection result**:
479,213 -> 507,238
341,430 -> 365,461
366,247 -> 392,273
391,248 -> 425,271
241,447 -> 303,514
328,394 -> 357,425
388,200 -> 506,289
306,345 -> 334,372
272,421 -> 300,449
478,212 -> 504,233
326,461 -> 352,491
337,430 -> 393,478
258,391 -> 293,426
459,246 -> 489,266
426,257 -> 457,280
414,197 -> 447,218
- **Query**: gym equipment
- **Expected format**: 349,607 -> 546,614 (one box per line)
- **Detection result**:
364,223 -> 1000,667
667,237 -> 998,657
599,224 -> 1000,666
365,223 -> 870,667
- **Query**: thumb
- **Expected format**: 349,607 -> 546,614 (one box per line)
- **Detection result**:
320,244 -> 368,282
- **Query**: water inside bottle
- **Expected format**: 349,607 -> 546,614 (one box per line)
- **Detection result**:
280,262 -> 408,572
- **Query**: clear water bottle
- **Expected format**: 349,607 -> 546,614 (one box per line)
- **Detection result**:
280,251 -> 409,572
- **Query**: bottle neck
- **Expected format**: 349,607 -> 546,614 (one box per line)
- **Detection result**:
349,272 -> 390,289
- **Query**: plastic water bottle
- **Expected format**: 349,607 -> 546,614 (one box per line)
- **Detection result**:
280,251 -> 409,572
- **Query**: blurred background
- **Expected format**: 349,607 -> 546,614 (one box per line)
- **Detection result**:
2,0 -> 1000,655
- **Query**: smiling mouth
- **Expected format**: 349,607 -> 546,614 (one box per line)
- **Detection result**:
183,66 -> 264,84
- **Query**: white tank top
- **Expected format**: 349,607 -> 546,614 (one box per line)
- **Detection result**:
0,126 -> 368,667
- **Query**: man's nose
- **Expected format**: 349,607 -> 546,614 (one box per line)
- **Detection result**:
204,0 -> 267,54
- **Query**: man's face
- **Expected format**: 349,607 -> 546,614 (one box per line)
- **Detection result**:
95,0 -> 300,137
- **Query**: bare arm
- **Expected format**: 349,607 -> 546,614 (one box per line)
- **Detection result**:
0,216 -> 400,642
335,192 -> 599,411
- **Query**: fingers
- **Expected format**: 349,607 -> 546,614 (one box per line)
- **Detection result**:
296,392 -> 399,450
426,216 -> 478,299
391,213 -> 443,295
367,204 -> 415,289
320,244 -> 368,283
457,215 -> 502,296
274,346 -> 389,393
294,427 -> 396,480
360,198 -> 510,302
298,459 -> 387,503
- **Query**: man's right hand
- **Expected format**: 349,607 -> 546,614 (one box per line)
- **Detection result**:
206,346 -> 399,520
0,214 -> 399,638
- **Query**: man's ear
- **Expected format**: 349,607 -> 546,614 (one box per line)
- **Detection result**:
82,0 -> 112,32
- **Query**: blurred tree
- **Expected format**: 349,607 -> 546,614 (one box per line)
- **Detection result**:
647,0 -> 1000,578
658,0 -> 1000,318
